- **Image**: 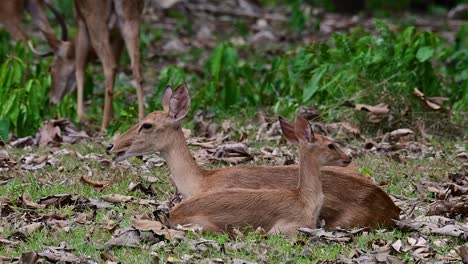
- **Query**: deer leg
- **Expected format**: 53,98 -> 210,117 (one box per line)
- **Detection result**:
75,19 -> 90,124
101,56 -> 117,131
117,14 -> 144,120
170,215 -> 221,233
81,7 -> 116,131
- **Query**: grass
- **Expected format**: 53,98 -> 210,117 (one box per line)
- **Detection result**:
0,136 -> 466,263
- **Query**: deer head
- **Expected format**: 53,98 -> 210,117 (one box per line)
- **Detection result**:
27,1 -> 75,104
279,116 -> 352,167
107,84 -> 190,161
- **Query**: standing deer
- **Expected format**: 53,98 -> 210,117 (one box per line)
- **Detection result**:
107,85 -> 400,229
0,0 -> 67,49
169,115 -> 351,234
37,0 -> 145,131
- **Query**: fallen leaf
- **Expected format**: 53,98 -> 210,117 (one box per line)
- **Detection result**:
18,223 -> 43,235
104,228 -> 141,248
20,252 -> 39,264
413,88 -> 448,111
355,103 -> 390,115
38,245 -> 80,263
391,239 -> 402,252
81,176 -> 110,190
38,121 -> 62,145
18,194 -> 46,209
210,143 -> 253,164
133,219 -> 165,235
101,194 -> 133,203
75,211 -> 96,224
10,136 -> 36,148
101,252 -> 120,264
0,238 -> 21,247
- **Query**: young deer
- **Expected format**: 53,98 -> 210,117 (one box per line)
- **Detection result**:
169,115 -> 350,234
35,0 -> 145,131
107,85 -> 400,228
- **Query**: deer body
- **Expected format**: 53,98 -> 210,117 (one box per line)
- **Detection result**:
169,116 -> 339,234
0,0 -> 66,55
0,0 -> 53,41
108,85 -> 400,229
42,0 -> 145,131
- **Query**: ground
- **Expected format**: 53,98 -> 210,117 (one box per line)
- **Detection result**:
0,121 -> 466,262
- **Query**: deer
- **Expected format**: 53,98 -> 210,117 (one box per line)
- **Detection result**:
32,0 -> 145,131
107,85 -> 400,229
0,0 -> 67,50
168,115 -> 351,234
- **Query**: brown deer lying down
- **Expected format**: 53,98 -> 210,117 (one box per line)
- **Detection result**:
169,115 -> 351,234
35,0 -> 145,131
107,85 -> 400,228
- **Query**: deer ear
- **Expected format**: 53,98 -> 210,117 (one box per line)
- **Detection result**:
169,84 -> 190,122
278,116 -> 298,144
294,115 -> 315,143
161,85 -> 173,112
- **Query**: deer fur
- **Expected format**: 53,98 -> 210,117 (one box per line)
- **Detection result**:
39,0 -> 145,131
168,115 -> 350,234
0,0 -> 67,55
107,85 -> 400,228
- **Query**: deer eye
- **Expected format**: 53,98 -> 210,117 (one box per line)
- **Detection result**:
142,123 -> 153,130
328,144 -> 335,150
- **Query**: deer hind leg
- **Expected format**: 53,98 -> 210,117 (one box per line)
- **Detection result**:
80,1 -> 116,131
268,220 -> 301,235
114,0 -> 145,120
75,18 -> 90,124
170,215 -> 222,233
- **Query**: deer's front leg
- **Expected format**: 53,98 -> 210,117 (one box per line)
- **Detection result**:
75,19 -> 90,125
115,0 -> 145,120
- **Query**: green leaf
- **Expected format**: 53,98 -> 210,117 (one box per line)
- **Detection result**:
0,118 -> 9,140
416,46 -> 434,62
358,167 -> 374,177
210,44 -> 224,82
303,66 -> 327,102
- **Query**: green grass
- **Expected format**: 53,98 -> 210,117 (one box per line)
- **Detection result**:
0,137 -> 466,263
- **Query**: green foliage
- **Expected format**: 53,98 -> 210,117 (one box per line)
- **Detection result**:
289,0 -> 307,33
152,23 -> 467,123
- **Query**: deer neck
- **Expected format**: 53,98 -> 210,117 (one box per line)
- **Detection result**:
161,129 -> 203,199
297,144 -> 322,197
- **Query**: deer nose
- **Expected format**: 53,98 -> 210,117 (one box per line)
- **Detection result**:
106,144 -> 114,155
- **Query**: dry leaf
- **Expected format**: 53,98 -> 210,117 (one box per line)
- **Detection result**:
75,211 -> 96,224
38,121 -> 62,145
355,103 -> 390,115
101,194 -> 133,203
19,194 -> 46,209
413,88 -> 448,111
38,245 -> 79,263
81,176 -> 110,190
101,252 -> 120,264
133,219 -> 165,235
18,223 -> 43,235
104,228 -> 141,248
